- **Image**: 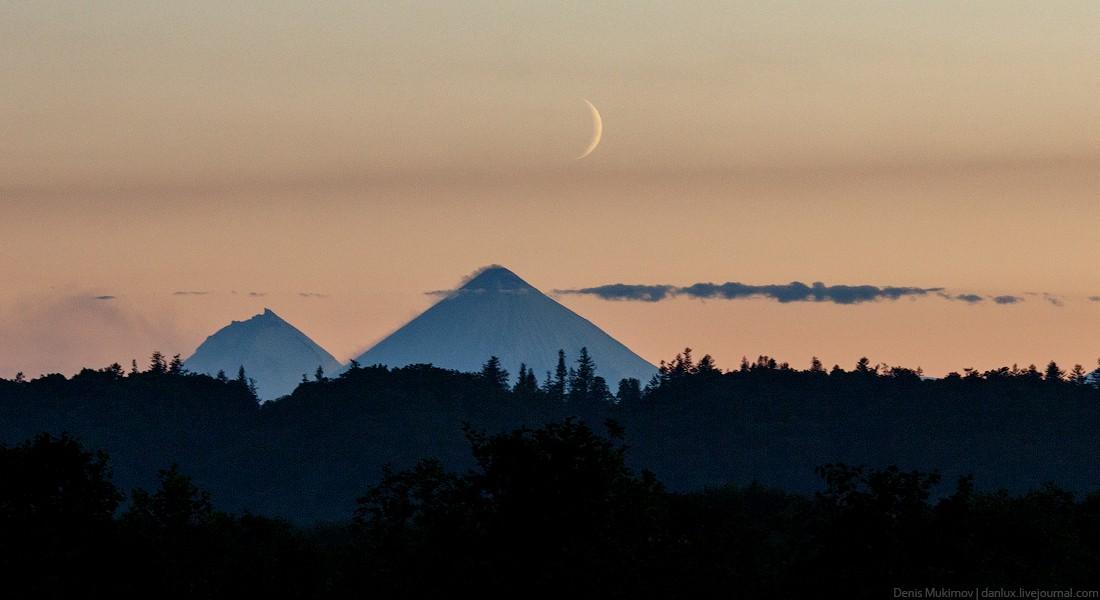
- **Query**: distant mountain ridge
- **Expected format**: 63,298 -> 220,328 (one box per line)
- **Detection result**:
185,309 -> 341,400
353,266 -> 656,386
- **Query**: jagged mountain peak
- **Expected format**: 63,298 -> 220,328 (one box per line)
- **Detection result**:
227,307 -> 283,326
185,309 -> 341,400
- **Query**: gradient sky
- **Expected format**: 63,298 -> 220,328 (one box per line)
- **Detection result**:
2,1 -> 1098,378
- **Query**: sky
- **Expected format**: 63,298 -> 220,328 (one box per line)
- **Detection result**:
2,1 -> 1098,378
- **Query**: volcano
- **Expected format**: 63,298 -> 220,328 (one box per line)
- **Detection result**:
353,266 -> 655,386
185,308 -> 342,400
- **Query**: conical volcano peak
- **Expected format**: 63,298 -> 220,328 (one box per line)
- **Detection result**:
355,265 -> 655,386
186,308 -> 341,400
459,265 -> 536,292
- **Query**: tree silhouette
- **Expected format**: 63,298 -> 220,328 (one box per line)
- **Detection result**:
168,354 -> 184,375
550,349 -> 568,402
512,363 -> 539,396
235,366 -> 259,399
695,354 -> 720,376
515,363 -> 527,391
149,351 -> 168,374
616,377 -> 641,404
1045,361 -> 1065,382
356,419 -> 665,596
126,464 -> 215,530
588,375 -> 612,403
479,356 -> 509,391
1,362 -> 1100,596
0,434 -> 122,597
568,347 -> 596,403
1069,364 -> 1087,385
810,356 -> 825,373
0,432 -> 121,525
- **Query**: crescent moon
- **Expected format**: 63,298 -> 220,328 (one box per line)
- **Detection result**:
576,99 -> 603,160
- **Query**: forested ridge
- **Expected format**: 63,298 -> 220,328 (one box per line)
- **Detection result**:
2,348 -> 1100,523
4,422 -> 1100,598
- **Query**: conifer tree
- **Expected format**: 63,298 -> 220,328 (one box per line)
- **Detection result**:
696,354 -> 719,375
1070,364 -> 1087,385
569,347 -> 596,403
588,375 -> 612,404
616,378 -> 642,404
514,363 -> 539,395
514,364 -> 528,393
480,356 -> 509,391
551,350 -> 568,401
1044,361 -> 1064,382
149,351 -> 167,374
524,367 -> 538,394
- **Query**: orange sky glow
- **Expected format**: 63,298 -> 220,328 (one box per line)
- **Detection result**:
2,2 -> 1098,378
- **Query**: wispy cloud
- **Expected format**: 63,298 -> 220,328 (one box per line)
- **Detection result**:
249,292 -> 267,297
93,295 -> 117,301
426,288 -> 533,297
299,292 -> 329,299
0,294 -> 184,378
172,290 -> 210,296
940,293 -> 984,304
557,280 -> 1045,307
1089,296 -> 1100,302
557,280 -> 943,305
559,283 -> 675,302
1043,293 -> 1065,307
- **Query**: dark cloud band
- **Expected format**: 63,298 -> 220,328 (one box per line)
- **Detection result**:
557,281 -> 1040,306
940,293 -> 984,304
558,281 -> 944,305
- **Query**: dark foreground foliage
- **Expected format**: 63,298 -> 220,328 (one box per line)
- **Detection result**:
2,427 -> 1100,599
2,351 -> 1100,522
